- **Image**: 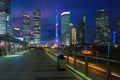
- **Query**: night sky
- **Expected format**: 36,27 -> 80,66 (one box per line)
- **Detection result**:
11,0 -> 120,44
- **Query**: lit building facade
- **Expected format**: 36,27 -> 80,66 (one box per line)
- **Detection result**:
94,9 -> 110,45
113,31 -> 117,45
0,0 -> 11,34
6,0 -> 11,34
13,27 -> 20,37
61,12 -> 71,46
71,26 -> 76,45
0,11 -> 6,34
69,23 -> 76,45
6,14 -> 11,34
78,11 -> 86,44
22,13 -> 30,43
33,9 -> 41,45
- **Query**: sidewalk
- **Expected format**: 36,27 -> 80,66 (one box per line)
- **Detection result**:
0,50 -> 34,80
0,49 -> 81,80
31,49 -> 80,80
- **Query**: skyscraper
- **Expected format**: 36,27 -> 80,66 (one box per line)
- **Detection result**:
0,11 -> 6,34
6,0 -> 11,34
117,18 -> 120,45
61,11 -> 71,46
70,23 -> 76,45
78,11 -> 86,44
0,0 -> 11,34
0,0 -> 6,12
33,9 -> 41,45
22,13 -> 30,43
94,9 -> 110,45
6,0 -> 11,14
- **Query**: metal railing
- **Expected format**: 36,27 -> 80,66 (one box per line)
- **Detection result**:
44,48 -> 120,80
65,51 -> 120,80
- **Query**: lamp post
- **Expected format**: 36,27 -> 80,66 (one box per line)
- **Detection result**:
107,42 -> 111,80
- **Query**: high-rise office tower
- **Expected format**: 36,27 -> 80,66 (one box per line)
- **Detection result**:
0,0 -> 11,34
6,0 -> 11,34
0,11 -> 6,34
61,11 -> 71,46
117,18 -> 120,45
71,27 -> 76,45
0,0 -> 6,12
94,9 -> 110,45
22,13 -> 30,43
78,11 -> 86,44
6,13 -> 11,34
33,9 -> 41,45
6,0 -> 11,14
70,23 -> 76,45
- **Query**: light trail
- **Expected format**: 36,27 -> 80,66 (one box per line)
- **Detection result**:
45,48 -> 120,79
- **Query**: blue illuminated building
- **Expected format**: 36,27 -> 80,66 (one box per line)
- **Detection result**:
113,31 -> 117,45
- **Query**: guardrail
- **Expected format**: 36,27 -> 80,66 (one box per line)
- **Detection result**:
44,48 -> 120,80
65,51 -> 120,80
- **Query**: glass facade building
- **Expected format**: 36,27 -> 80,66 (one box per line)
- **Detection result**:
6,0 -> 11,34
94,9 -> 110,45
0,0 -> 6,12
6,14 -> 11,34
22,13 -> 30,43
33,9 -> 41,45
0,0 -> 11,34
0,11 -> 6,34
78,11 -> 86,44
61,12 -> 71,46
117,18 -> 120,45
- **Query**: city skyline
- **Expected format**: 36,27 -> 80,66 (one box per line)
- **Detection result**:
11,0 -> 120,43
